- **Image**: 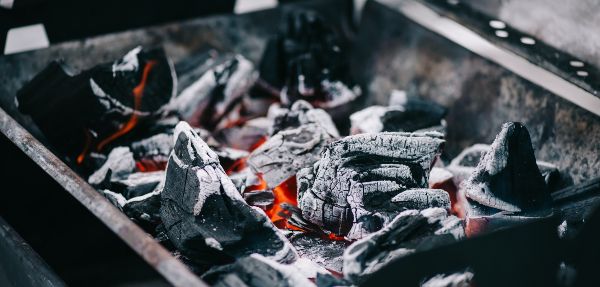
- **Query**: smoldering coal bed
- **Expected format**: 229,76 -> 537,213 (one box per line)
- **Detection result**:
1,1 -> 599,286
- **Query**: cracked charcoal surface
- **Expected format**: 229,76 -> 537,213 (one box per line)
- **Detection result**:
111,171 -> 165,199
342,208 -> 464,284
247,122 -> 334,189
160,121 -> 296,264
391,189 -> 450,211
288,233 -> 349,273
463,122 -> 552,215
202,254 -> 315,287
269,100 -> 340,138
88,146 -> 136,187
297,132 -> 445,239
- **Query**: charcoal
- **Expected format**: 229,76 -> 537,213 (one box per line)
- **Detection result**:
243,190 -> 275,208
421,270 -> 474,287
269,100 -> 339,137
259,11 -> 359,110
343,208 -> 464,283
160,121 -> 297,264
167,54 -> 256,129
130,133 -> 173,159
111,171 -> 164,199
228,167 -> 262,193
391,189 -> 451,211
350,94 -> 446,134
448,144 -> 560,190
88,147 -> 136,187
213,117 -> 270,151
463,122 -> 552,216
297,132 -> 445,239
247,123 -> 334,189
102,187 -> 162,225
17,47 -> 175,159
288,233 -> 349,273
429,167 -> 464,218
202,254 -> 315,287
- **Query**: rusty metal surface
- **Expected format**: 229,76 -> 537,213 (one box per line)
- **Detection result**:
352,0 -> 600,186
0,216 -> 66,287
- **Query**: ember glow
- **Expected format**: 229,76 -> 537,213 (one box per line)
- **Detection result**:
97,60 -> 157,151
136,158 -> 168,172
76,128 -> 93,164
267,176 -> 302,230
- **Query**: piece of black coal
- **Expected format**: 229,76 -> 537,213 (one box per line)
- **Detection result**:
448,143 -> 561,190
202,254 -> 315,287
159,121 -> 296,264
343,208 -> 464,284
259,10 -> 359,110
287,233 -> 349,273
268,100 -> 339,137
16,46 -> 176,159
243,190 -> 275,208
110,171 -> 164,199
167,53 -> 256,130
130,133 -> 173,160
391,189 -> 451,211
350,92 -> 446,134
247,122 -> 335,189
102,186 -> 162,227
463,122 -> 553,216
88,146 -> 136,187
421,270 -> 474,287
297,132 -> 445,239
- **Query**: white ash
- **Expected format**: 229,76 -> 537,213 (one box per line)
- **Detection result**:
349,105 -> 387,134
319,80 -> 361,109
447,144 -> 491,187
391,189 -> 451,211
288,233 -> 349,273
111,171 -> 164,199
429,167 -> 454,187
421,270 -> 474,287
297,132 -> 445,239
130,133 -> 173,158
269,100 -> 340,138
558,220 -> 568,239
88,147 -> 136,186
112,46 -> 141,75
343,208 -> 464,283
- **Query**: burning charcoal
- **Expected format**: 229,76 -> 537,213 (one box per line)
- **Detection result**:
101,187 -> 162,225
130,133 -> 173,159
111,171 -> 164,199
288,233 -> 349,273
350,93 -> 446,134
243,190 -> 275,208
343,208 -> 464,283
167,54 -> 256,129
269,100 -> 339,137
160,121 -> 297,264
213,117 -> 270,151
228,167 -> 262,193
463,122 -> 552,216
202,254 -> 315,287
259,11 -> 359,111
429,167 -> 464,218
88,147 -> 136,187
17,47 -> 176,160
421,270 -> 474,287
247,123 -> 334,189
297,132 -> 445,239
391,189 -> 451,211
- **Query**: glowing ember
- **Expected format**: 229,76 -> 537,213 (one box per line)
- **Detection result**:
76,129 -> 93,164
136,158 -> 168,172
267,176 -> 302,230
431,180 -> 464,218
97,60 -> 157,151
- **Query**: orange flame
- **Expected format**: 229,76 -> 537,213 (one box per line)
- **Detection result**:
266,176 -> 302,230
76,129 -> 93,164
97,60 -> 157,151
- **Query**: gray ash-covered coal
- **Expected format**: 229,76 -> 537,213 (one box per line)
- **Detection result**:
258,10 -> 359,111
167,52 -> 257,130
343,208 -> 464,284
297,132 -> 446,239
202,254 -> 316,287
350,90 -> 446,134
287,233 -> 350,273
160,121 -> 297,264
16,46 -> 176,161
247,101 -> 338,188
421,270 -> 474,287
463,122 -> 553,217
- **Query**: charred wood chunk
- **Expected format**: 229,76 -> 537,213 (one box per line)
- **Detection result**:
350,95 -> 446,134
101,187 -> 162,227
447,144 -> 490,186
269,100 -> 339,137
88,147 -> 136,187
464,122 -> 552,216
17,47 -> 175,159
421,270 -> 474,287
213,117 -> 270,151
343,208 -> 464,284
159,121 -> 296,264
130,133 -> 173,159
297,132 -> 445,239
247,123 -> 334,189
168,54 -> 256,129
111,171 -> 164,199
391,189 -> 451,211
288,233 -> 350,273
259,11 -> 359,110
202,254 -> 316,287
243,190 -> 275,208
